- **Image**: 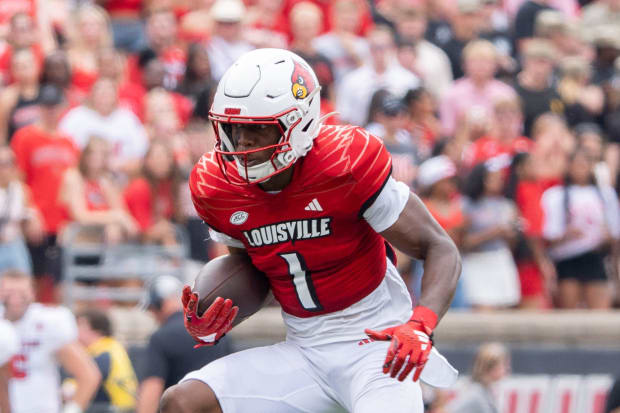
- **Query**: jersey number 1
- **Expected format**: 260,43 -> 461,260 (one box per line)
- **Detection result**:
279,252 -> 323,311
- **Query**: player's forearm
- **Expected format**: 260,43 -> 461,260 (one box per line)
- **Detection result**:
418,235 -> 461,320
72,368 -> 101,409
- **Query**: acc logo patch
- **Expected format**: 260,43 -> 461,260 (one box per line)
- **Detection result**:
291,60 -> 316,100
230,211 -> 249,225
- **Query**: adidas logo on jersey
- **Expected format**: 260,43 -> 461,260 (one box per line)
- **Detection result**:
304,198 -> 323,212
242,218 -> 332,247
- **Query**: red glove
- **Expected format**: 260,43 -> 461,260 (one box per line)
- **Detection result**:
182,286 -> 239,348
365,306 -> 438,382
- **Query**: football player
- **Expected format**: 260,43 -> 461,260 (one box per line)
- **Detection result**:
162,49 -> 461,413
0,270 -> 101,413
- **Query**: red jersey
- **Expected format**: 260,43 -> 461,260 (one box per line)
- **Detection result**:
463,135 -> 533,168
190,125 -> 393,318
11,125 -> 79,233
124,178 -> 175,231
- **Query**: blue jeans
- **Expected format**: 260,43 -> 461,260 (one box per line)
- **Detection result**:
0,239 -> 32,275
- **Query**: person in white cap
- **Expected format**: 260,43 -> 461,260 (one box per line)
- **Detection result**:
206,0 -> 254,81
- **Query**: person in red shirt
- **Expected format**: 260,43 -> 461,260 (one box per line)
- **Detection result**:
124,141 -> 182,246
504,151 -> 556,309
144,9 -> 186,90
463,97 -> 533,169
58,137 -> 138,244
0,12 -> 45,87
66,4 -> 113,96
10,84 -> 79,287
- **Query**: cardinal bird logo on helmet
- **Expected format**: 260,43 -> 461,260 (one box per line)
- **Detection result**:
291,60 -> 315,100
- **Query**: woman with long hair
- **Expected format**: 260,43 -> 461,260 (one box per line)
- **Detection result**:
58,137 -> 138,244
66,5 -> 113,95
461,159 -> 521,310
505,152 -> 556,309
124,141 -> 182,246
541,148 -> 620,309
447,343 -> 511,413
0,49 -> 41,144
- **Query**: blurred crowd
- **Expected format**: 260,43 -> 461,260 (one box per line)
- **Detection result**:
0,0 -> 619,310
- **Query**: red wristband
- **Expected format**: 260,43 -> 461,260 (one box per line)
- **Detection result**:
410,306 -> 438,331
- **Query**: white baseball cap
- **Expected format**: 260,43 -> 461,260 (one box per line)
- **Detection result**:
417,155 -> 457,189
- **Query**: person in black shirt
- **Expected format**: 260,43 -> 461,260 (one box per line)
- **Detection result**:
136,275 -> 233,413
513,39 -> 564,137
513,0 -> 554,53
427,0 -> 482,80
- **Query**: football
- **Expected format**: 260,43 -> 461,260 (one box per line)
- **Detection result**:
193,254 -> 271,327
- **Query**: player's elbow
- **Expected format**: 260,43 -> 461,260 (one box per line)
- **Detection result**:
437,233 -> 462,283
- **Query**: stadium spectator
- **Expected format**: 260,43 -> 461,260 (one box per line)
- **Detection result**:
0,270 -> 101,413
366,91 -> 418,186
461,159 -> 521,310
0,48 -> 41,144
337,25 -> 419,127
590,28 -> 620,86
513,39 -> 563,137
513,0 -> 554,52
530,113 -> 575,183
0,12 -> 47,87
393,4 -> 454,101
463,97 -> 532,169
136,275 -> 233,413
478,0 -> 514,68
541,148 -> 620,309
97,47 -> 145,118
179,0 -> 215,44
10,85 -> 79,290
76,308 -> 138,412
245,0 -> 289,49
40,50 -> 82,107
418,155 -> 469,308
104,0 -> 148,53
580,0 -> 620,46
289,1 -> 338,118
557,56 -> 605,127
313,0 -> 370,82
206,0 -> 254,81
505,151 -> 556,309
124,142 -> 182,246
58,137 -> 138,244
0,318 -> 18,413
428,0 -> 483,80
137,53 -> 193,127
439,39 -> 516,137
0,146 -> 43,274
144,9 -> 186,90
575,122 -> 616,188
178,120 -> 216,262
403,87 -> 441,159
66,5 -> 113,96
176,43 -> 213,121
447,342 -> 511,413
59,78 -> 148,178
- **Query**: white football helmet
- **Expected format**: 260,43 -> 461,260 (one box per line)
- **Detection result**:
209,48 -> 322,185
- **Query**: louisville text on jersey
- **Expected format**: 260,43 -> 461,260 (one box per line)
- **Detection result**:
242,218 -> 332,247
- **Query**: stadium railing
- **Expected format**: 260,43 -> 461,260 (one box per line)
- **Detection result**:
60,223 -> 190,309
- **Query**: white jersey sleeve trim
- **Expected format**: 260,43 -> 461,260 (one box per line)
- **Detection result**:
209,228 -> 245,248
363,177 -> 410,233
